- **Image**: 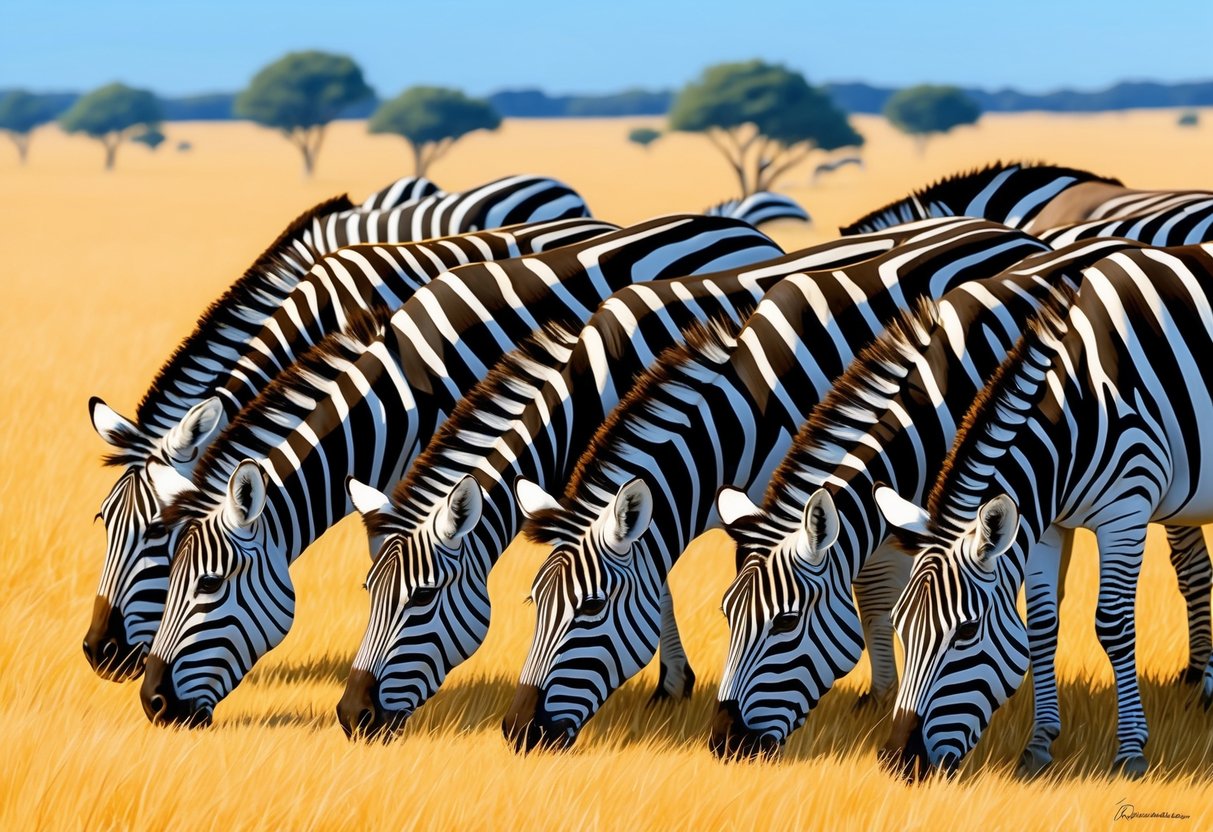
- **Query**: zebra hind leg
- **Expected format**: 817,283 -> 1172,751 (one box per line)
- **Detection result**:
649,585 -> 696,704
1018,525 -> 1071,778
1163,525 -> 1213,706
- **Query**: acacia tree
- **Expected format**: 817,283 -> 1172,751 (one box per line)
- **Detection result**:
236,51 -> 373,176
628,126 -> 661,150
669,61 -> 862,196
0,91 -> 58,164
884,85 -> 981,152
369,87 -> 500,176
59,83 -> 162,170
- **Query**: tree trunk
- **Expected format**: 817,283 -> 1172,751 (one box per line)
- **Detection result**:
14,134 -> 29,165
914,134 -> 929,156
412,141 -> 427,177
104,138 -> 118,171
300,143 -> 314,177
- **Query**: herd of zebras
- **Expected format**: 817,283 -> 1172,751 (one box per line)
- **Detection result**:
82,164 -> 1213,781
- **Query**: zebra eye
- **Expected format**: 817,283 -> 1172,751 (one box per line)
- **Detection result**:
770,612 -> 801,635
196,574 -> 224,595
578,597 -> 608,619
955,620 -> 981,642
410,586 -> 439,607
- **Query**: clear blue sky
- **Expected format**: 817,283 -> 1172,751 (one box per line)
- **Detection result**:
4,0 -> 1210,96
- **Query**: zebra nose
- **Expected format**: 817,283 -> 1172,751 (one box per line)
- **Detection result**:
83,597 -> 141,680
502,684 -> 542,752
140,655 -> 177,724
879,709 -> 931,781
708,699 -> 743,759
337,669 -> 381,740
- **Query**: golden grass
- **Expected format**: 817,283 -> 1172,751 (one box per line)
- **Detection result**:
2,112 -> 1213,831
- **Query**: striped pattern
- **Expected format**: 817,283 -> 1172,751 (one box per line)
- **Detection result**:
880,243 -> 1213,779
1037,190 -> 1213,246
85,175 -> 596,681
501,217 -> 1051,751
358,176 -> 440,211
135,215 -> 785,724
705,192 -> 811,226
336,225 -> 953,737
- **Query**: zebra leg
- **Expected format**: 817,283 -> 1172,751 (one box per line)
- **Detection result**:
1094,518 -> 1150,778
649,585 -> 696,704
851,545 -> 911,710
1163,525 -> 1213,703
1018,525 -> 1072,778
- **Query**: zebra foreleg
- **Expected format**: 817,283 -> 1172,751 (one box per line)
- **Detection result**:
851,545 -> 911,710
1095,515 -> 1151,778
1018,525 -> 1072,778
649,585 -> 696,704
1163,525 -> 1213,704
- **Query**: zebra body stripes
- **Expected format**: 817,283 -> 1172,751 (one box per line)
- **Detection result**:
708,238 -> 1210,758
877,243 -> 1213,779
1037,191 -> 1213,246
84,175 -> 595,681
336,226 -> 946,738
358,176 -> 441,211
705,192 -> 811,226
136,215 -> 784,725
499,217 -> 1052,751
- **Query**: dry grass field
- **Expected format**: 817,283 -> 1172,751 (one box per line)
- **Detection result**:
2,112 -> 1213,830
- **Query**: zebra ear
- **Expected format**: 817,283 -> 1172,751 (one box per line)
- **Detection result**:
798,489 -> 840,565
224,460 -> 268,528
716,486 -> 762,526
515,477 -> 560,519
602,478 -> 653,553
346,477 -> 400,560
146,459 -> 198,504
975,494 -> 1019,568
874,485 -> 929,536
89,396 -> 141,447
435,475 -> 484,547
163,397 -> 225,466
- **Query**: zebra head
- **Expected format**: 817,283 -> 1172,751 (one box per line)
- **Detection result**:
502,477 -> 659,753
875,486 -> 1027,780
337,475 -> 487,741
711,487 -> 864,759
140,459 -> 292,727
85,396 -> 224,681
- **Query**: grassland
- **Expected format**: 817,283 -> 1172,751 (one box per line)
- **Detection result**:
2,112 -> 1213,831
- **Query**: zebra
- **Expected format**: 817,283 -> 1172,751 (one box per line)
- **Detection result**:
335,226 -> 946,739
875,243 -> 1213,780
708,238 -> 1213,761
358,175 -> 441,211
839,162 -> 1124,235
497,217 -> 1052,751
134,214 -> 785,726
83,217 -> 614,681
83,176 -> 596,681
705,192 -> 811,226
1036,191 -> 1213,247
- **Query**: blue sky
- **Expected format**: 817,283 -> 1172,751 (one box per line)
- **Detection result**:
4,0 -> 1210,96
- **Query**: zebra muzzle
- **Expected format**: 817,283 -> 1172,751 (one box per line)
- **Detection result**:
708,700 -> 780,761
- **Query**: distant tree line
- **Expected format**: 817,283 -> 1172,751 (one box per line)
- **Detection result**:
824,80 -> 1213,114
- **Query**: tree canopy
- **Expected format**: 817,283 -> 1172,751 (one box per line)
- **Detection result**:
884,85 -> 981,147
368,87 -> 500,176
59,83 -> 162,169
668,60 -> 862,195
628,127 -> 661,149
133,126 -> 166,151
235,51 -> 373,176
0,90 -> 60,164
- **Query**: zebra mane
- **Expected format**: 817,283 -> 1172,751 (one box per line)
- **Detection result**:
162,306 -> 395,528
922,285 -> 1079,536
839,161 -> 1122,235
381,314 -> 588,529
523,317 -> 742,546
133,194 -> 354,434
759,298 -> 944,526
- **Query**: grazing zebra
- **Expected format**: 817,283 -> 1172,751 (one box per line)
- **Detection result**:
83,218 -> 614,681
358,175 -> 441,211
134,215 -> 784,725
336,227 -> 944,738
84,175 -> 595,681
839,162 -> 1123,235
705,192 -> 811,226
1036,190 -> 1213,246
811,155 -> 863,184
708,238 -> 1213,761
875,243 -> 1213,780
498,217 -> 1051,751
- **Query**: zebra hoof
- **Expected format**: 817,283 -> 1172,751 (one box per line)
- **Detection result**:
1177,666 -> 1204,686
1112,754 -> 1149,779
852,690 -> 894,714
648,663 -> 696,705
1016,747 -> 1053,779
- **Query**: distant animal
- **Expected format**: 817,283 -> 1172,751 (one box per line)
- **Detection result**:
131,215 -> 783,727
499,217 -> 1051,753
811,155 -> 863,183
705,192 -> 811,226
176,141 -> 192,153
